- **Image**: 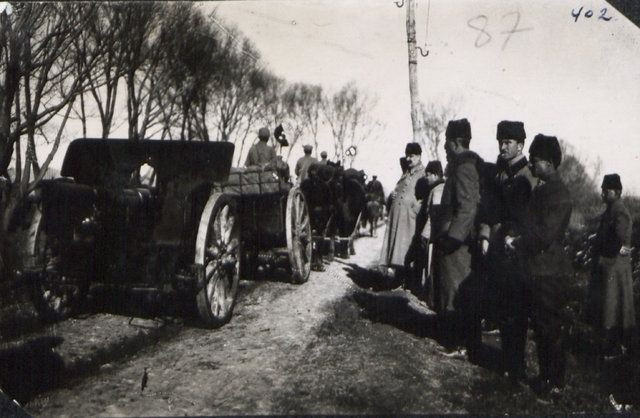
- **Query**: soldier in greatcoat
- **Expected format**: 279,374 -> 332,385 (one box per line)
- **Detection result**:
590,173 -> 637,357
478,121 -> 538,382
505,134 -> 573,399
378,143 -> 425,281
434,118 -> 483,357
419,160 -> 445,309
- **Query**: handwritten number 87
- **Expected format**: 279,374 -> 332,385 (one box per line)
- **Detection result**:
467,12 -> 533,50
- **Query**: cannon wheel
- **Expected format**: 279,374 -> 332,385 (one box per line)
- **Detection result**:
195,192 -> 241,328
286,186 -> 312,284
24,204 -> 86,322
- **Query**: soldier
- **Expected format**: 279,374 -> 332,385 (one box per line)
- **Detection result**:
366,175 -> 385,205
245,127 -> 277,168
591,174 -> 637,358
505,134 -> 573,400
478,121 -> 537,383
434,118 -> 483,358
420,160 -> 445,309
379,143 -> 425,281
295,145 -> 317,183
319,151 -> 329,165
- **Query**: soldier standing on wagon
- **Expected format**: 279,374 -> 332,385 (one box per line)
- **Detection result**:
505,134 -> 573,400
378,143 -> 425,282
434,118 -> 484,359
245,127 -> 277,168
295,145 -> 317,183
590,173 -> 637,358
477,120 -> 537,383
319,151 -> 329,165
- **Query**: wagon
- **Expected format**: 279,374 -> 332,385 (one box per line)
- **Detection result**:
14,138 -> 311,328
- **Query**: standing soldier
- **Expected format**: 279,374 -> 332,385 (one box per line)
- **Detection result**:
591,174 -> 637,358
245,127 -> 277,168
420,160 -> 445,309
478,121 -> 537,383
505,134 -> 572,400
295,145 -> 317,183
366,175 -> 385,205
435,118 -> 483,358
379,143 -> 425,281
319,151 -> 329,165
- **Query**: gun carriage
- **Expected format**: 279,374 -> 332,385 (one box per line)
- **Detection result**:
15,138 -> 311,328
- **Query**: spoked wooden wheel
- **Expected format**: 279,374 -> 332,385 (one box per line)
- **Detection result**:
195,193 -> 241,328
286,187 -> 312,284
25,205 -> 86,322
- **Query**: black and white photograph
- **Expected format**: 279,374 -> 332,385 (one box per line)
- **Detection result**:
0,0 -> 639,415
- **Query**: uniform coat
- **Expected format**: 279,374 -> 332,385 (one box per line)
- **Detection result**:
366,179 -> 385,204
379,162 -> 425,267
435,151 -> 482,314
420,180 -> 444,310
592,198 -> 636,334
245,141 -> 277,168
515,172 -> 573,386
295,155 -> 318,183
517,173 -> 573,278
478,155 -> 537,376
478,155 -> 537,242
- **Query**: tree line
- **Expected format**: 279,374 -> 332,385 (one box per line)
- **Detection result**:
0,2 -> 379,245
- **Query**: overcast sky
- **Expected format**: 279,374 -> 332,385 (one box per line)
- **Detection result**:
209,0 -> 640,194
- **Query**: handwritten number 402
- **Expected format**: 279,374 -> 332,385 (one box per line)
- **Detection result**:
572,6 -> 612,22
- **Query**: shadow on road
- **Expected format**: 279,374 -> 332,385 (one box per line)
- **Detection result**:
340,262 -> 402,292
341,262 -> 504,374
87,285 -> 196,321
0,336 -> 65,405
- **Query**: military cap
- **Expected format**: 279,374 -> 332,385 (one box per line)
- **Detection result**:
405,142 -> 422,155
303,144 -> 313,153
274,124 -> 284,139
529,134 -> 562,168
445,118 -> 472,141
425,160 -> 443,177
602,173 -> 622,190
497,120 -> 526,142
258,127 -> 270,140
320,151 -> 327,158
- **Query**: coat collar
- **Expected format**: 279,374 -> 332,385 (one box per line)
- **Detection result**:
496,154 -> 528,177
406,162 -> 425,177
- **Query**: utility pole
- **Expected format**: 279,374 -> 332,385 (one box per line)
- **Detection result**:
405,0 -> 422,144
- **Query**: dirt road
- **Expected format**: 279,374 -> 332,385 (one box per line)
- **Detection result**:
11,226 -> 638,415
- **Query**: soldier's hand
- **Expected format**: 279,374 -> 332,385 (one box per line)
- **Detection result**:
504,235 -> 517,252
620,246 -> 632,256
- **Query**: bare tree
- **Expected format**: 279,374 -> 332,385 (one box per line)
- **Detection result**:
419,98 -> 459,161
282,83 -> 323,160
232,70 -> 281,165
321,81 -> 379,167
116,2 -> 164,141
72,3 -> 129,138
0,3 -> 100,258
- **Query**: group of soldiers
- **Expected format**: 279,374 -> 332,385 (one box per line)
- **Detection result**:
380,118 -> 638,401
244,125 -> 333,184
